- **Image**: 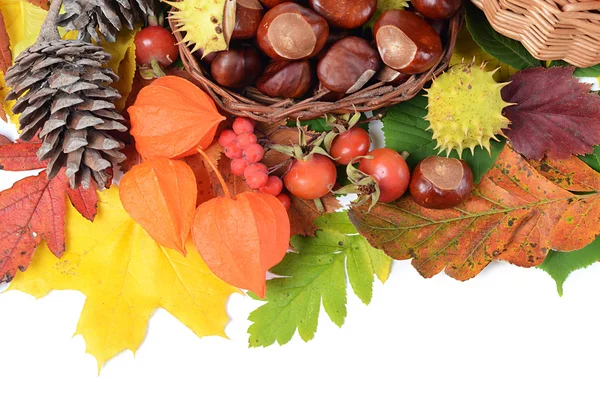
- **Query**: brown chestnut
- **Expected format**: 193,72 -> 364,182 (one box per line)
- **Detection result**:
232,0 -> 265,39
211,46 -> 263,88
309,0 -> 376,29
410,156 -> 473,209
413,0 -> 462,20
317,36 -> 381,93
257,3 -> 329,60
374,10 -> 442,75
377,66 -> 411,86
256,60 -> 314,98
259,0 -> 294,7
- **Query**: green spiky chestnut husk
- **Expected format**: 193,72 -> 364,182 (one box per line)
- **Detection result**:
425,62 -> 512,157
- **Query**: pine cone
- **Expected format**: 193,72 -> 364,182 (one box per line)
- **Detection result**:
59,0 -> 157,42
5,39 -> 127,190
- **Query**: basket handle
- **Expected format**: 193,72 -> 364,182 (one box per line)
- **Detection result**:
562,1 -> 600,12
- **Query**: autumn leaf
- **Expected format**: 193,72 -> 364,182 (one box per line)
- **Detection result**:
289,194 -> 341,236
25,0 -> 48,10
349,145 -> 600,281
502,67 -> 600,160
102,27 -> 140,111
120,158 -> 197,255
0,0 -> 47,126
7,187 -> 237,370
0,140 -> 98,283
183,152 -> 216,206
248,212 -> 392,347
0,10 -> 11,73
128,76 -> 226,159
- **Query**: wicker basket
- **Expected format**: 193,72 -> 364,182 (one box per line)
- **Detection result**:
169,10 -> 462,122
472,0 -> 600,68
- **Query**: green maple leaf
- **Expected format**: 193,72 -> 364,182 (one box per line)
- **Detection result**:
248,212 -> 392,347
539,236 -> 600,296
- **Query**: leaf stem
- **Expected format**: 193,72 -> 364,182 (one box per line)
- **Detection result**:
37,0 -> 63,44
197,147 -> 232,199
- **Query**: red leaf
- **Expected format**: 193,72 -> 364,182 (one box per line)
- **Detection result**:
0,138 -> 44,171
66,182 -> 98,222
0,172 -> 65,282
502,67 -> 600,160
0,10 -> 11,73
0,143 -> 99,282
25,0 -> 49,10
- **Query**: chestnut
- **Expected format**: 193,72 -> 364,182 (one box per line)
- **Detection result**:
211,46 -> 263,88
256,60 -> 314,98
377,66 -> 411,86
317,36 -> 381,94
410,156 -> 473,209
259,0 -> 293,7
413,0 -> 462,20
374,10 -> 442,75
232,0 -> 265,39
309,0 -> 376,29
257,3 -> 329,60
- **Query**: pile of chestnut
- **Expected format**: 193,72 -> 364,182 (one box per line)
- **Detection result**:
205,0 -> 461,99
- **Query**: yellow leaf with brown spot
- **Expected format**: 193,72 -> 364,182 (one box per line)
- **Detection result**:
7,187 -> 238,371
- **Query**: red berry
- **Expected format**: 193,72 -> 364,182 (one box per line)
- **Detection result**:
218,129 -> 238,147
236,132 -> 258,149
330,127 -> 371,165
260,176 -> 284,196
224,143 -> 243,159
246,170 -> 269,190
276,193 -> 291,211
243,143 -> 265,163
231,158 -> 248,176
359,148 -> 410,203
284,154 -> 337,200
233,117 -> 255,135
134,26 -> 179,67
244,162 -> 268,178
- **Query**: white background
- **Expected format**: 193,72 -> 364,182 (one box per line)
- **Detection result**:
2,118 -> 600,397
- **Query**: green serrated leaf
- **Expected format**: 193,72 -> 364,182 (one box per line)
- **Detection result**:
539,236 -> 600,296
466,3 -> 540,71
247,212 -> 392,348
580,146 -> 600,172
382,93 -> 505,183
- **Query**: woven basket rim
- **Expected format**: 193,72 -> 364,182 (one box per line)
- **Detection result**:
169,6 -> 463,122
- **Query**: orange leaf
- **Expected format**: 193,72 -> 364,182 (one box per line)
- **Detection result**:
192,192 -> 290,297
119,158 -> 197,255
349,146 -> 600,280
128,76 -> 225,159
0,10 -> 11,73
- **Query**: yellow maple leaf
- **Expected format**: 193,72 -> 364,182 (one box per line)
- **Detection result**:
0,0 -> 47,126
7,187 -> 239,371
101,27 -> 139,111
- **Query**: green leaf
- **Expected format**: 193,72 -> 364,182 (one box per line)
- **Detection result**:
382,93 -> 505,183
573,65 -> 600,78
466,2 -> 540,70
539,236 -> 600,296
298,118 -> 332,132
247,212 -> 392,348
580,146 -> 600,172
450,26 -> 517,82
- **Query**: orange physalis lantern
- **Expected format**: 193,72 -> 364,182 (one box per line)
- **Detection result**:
120,158 -> 197,255
128,76 -> 225,159
191,150 -> 290,298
